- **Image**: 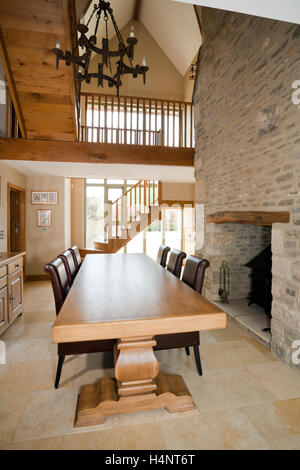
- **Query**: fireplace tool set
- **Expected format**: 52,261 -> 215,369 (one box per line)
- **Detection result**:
219,260 -> 230,303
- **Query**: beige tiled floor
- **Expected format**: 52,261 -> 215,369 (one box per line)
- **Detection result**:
0,281 -> 300,450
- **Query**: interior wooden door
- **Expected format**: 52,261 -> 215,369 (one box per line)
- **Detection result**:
0,287 -> 8,336
7,184 -> 25,253
7,270 -> 23,323
9,190 -> 19,252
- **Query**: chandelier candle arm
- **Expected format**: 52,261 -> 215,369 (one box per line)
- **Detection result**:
53,0 -> 149,96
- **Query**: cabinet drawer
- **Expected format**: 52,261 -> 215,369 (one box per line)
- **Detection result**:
8,258 -> 23,275
8,269 -> 23,324
0,266 -> 7,278
0,276 -> 7,290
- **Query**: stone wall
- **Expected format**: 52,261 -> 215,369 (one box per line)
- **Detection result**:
194,7 -> 300,366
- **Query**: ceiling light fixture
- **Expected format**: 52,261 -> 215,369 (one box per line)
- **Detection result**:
53,0 -> 149,96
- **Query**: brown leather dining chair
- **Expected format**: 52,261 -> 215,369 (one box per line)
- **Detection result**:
69,246 -> 82,273
44,257 -> 115,388
58,249 -> 77,287
154,255 -> 210,376
156,245 -> 170,268
167,249 -> 187,278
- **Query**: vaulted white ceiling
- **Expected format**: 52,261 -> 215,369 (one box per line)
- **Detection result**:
140,0 -> 200,76
84,0 -> 201,76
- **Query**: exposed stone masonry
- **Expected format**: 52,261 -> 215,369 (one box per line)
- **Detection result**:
194,8 -> 300,366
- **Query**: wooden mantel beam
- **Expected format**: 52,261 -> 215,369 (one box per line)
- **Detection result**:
206,211 -> 290,226
0,138 -> 194,166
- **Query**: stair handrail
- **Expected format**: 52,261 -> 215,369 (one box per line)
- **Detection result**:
108,180 -> 159,240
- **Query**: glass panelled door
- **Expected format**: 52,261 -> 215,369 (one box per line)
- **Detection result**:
86,185 -> 105,247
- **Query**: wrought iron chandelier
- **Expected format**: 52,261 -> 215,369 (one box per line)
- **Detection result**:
53,0 -> 149,96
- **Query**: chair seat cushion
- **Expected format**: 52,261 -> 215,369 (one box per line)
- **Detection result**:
58,339 -> 115,356
154,331 -> 199,350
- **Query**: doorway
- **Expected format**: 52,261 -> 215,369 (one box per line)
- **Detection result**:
7,183 -> 25,253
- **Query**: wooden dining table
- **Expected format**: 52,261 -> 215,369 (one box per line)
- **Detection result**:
52,253 -> 226,427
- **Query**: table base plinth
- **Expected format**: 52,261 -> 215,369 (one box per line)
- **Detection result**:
74,372 -> 195,427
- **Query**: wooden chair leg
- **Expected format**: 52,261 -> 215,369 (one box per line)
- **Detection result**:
193,346 -> 203,376
55,355 -> 65,389
185,347 -> 190,356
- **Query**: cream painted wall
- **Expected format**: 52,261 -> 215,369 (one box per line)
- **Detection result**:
161,182 -> 195,201
0,161 -> 27,252
26,175 -> 68,276
82,20 -> 185,101
70,178 -> 85,248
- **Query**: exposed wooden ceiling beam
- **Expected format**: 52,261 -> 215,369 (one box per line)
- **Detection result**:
133,0 -> 142,21
0,28 -> 26,138
0,138 -> 194,166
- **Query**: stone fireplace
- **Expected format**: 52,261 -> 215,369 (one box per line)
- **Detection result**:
199,211 -> 289,346
193,8 -> 300,367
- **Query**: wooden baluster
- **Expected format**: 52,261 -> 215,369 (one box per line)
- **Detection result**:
84,95 -> 88,141
148,180 -> 150,207
136,98 -> 139,145
117,96 -> 120,144
124,98 -> 127,144
130,97 -> 133,145
143,99 -> 146,145
91,95 -> 94,142
179,103 -> 182,148
139,183 -> 141,215
108,200 -> 113,240
98,95 -> 100,143
115,201 -> 118,238
184,103 -> 187,148
190,104 -> 193,148
173,102 -> 175,147
129,190 -> 132,224
144,180 -> 146,213
155,100 -> 158,145
135,185 -> 137,219
104,96 -> 107,143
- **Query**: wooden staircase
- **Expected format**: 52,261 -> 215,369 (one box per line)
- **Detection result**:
94,180 -> 160,253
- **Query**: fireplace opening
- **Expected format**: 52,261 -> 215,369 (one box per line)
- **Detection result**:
214,224 -> 272,346
246,244 -> 272,334
205,211 -> 290,347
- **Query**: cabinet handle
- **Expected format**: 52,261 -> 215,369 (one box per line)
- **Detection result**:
8,295 -> 13,304
15,264 -> 19,268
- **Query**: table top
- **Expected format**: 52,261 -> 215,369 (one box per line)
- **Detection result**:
52,253 -> 226,343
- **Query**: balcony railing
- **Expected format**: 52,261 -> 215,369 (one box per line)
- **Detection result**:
80,93 -> 194,148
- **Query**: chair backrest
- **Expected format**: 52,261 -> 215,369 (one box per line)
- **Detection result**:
59,250 -> 77,287
69,246 -> 81,271
44,258 -> 70,315
182,256 -> 210,294
167,249 -> 187,278
156,245 -> 170,268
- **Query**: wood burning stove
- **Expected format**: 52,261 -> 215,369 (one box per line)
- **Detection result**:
245,244 -> 272,317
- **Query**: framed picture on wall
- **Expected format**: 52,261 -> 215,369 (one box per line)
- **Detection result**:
32,191 -> 41,204
31,191 -> 58,205
40,192 -> 49,203
37,209 -> 52,227
48,191 -> 58,204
